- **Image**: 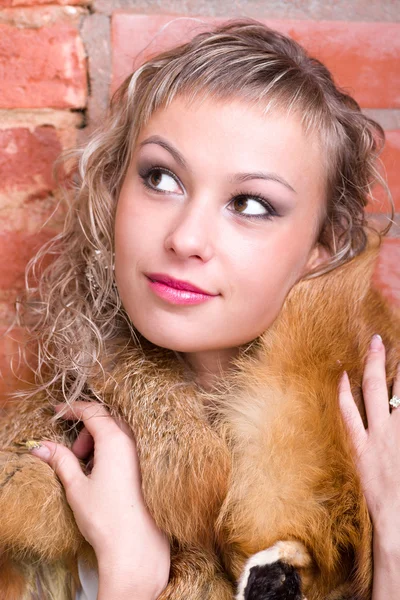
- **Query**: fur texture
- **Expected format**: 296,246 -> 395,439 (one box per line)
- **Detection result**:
1,243 -> 399,599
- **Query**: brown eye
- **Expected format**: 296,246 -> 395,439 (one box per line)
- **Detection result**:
233,197 -> 248,213
149,170 -> 162,187
144,168 -> 182,194
228,194 -> 274,218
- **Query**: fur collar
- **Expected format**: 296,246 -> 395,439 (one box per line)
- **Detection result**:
8,240 -> 400,600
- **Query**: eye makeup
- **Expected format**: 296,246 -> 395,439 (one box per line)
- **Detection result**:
138,163 -> 183,194
137,161 -> 282,221
227,191 -> 280,221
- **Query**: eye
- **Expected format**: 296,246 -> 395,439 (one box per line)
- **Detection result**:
228,194 -> 277,220
141,167 -> 182,194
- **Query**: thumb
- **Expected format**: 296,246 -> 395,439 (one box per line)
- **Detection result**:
31,440 -> 86,492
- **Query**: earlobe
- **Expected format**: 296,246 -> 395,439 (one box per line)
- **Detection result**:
303,244 -> 331,276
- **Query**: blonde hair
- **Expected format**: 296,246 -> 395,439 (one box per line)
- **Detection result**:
17,19 -> 393,403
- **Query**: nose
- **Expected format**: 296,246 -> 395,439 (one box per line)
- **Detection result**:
164,196 -> 215,262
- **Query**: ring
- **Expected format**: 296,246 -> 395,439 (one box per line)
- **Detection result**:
389,395 -> 400,409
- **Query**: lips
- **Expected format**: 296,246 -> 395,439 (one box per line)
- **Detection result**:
146,273 -> 217,296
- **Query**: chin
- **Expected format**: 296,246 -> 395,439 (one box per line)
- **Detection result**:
139,327 -> 259,356
144,333 -> 211,353
133,322 -> 221,353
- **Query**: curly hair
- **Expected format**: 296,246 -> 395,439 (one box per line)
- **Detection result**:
17,19 -> 393,403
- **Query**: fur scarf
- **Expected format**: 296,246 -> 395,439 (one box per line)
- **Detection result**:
0,242 -> 399,600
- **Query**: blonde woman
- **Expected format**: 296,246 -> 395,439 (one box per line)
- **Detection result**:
2,21 -> 400,600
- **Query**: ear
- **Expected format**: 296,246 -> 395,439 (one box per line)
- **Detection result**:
301,243 -> 331,277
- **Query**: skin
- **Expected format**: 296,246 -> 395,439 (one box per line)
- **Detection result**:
33,404 -> 169,600
339,337 -> 400,600
114,96 -> 328,385
31,97 -> 400,598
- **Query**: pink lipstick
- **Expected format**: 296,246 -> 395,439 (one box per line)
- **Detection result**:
145,273 -> 218,305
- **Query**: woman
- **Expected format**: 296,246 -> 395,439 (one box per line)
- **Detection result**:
4,20 -> 399,599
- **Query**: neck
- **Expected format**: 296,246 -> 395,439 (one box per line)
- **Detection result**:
182,347 -> 240,390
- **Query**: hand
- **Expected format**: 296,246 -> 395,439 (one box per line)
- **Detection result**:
30,401 -> 170,600
338,334 -> 400,539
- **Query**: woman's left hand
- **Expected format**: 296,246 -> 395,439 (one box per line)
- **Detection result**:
339,334 -> 400,599
338,334 -> 400,534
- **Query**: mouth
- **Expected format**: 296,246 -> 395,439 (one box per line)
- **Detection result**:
145,273 -> 217,296
145,273 -> 219,305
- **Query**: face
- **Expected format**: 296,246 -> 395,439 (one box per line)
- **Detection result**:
115,95 -> 327,360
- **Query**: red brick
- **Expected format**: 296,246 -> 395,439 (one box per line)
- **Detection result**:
0,23 -> 87,109
0,0 -> 84,5
0,126 -> 62,195
368,130 -> 400,214
382,131 -> 400,211
112,15 -> 400,109
0,230 -> 56,291
0,293 -> 19,326
373,238 -> 400,307
0,201 -> 64,241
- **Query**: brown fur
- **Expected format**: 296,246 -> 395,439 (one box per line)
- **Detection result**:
1,242 -> 399,599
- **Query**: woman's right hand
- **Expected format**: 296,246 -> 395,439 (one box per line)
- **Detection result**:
30,401 -> 170,600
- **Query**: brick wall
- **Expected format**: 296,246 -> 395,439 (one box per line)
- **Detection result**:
0,0 -> 399,399
0,2 -> 87,398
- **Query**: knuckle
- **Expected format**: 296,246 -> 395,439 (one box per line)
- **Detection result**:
53,452 -> 67,475
53,452 -> 74,485
65,478 -> 82,501
87,403 -> 109,416
363,376 -> 384,394
338,387 -> 352,400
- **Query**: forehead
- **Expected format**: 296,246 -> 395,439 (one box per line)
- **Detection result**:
135,95 -> 326,201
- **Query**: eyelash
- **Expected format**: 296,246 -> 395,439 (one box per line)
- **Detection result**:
139,165 -> 179,194
227,191 -> 278,221
139,165 -> 279,221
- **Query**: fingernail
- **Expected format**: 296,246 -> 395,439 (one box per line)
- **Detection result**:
29,443 -> 51,460
25,440 -> 42,450
370,334 -> 383,351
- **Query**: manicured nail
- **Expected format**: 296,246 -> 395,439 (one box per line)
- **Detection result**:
370,334 -> 383,351
25,440 -> 42,450
29,442 -> 51,460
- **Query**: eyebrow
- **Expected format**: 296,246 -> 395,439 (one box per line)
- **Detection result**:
231,171 -> 297,194
139,136 -> 189,170
139,135 -> 296,194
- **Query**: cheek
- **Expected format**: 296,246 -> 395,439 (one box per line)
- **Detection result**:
234,263 -> 291,318
115,189 -> 154,259
227,240 -> 308,334
231,233 -> 305,295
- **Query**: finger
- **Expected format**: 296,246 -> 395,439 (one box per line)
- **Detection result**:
30,440 -> 85,491
55,403 -> 139,475
55,402 -> 125,444
338,371 -> 367,449
71,426 -> 94,460
390,362 -> 400,413
362,335 -> 389,428
56,403 -> 134,439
